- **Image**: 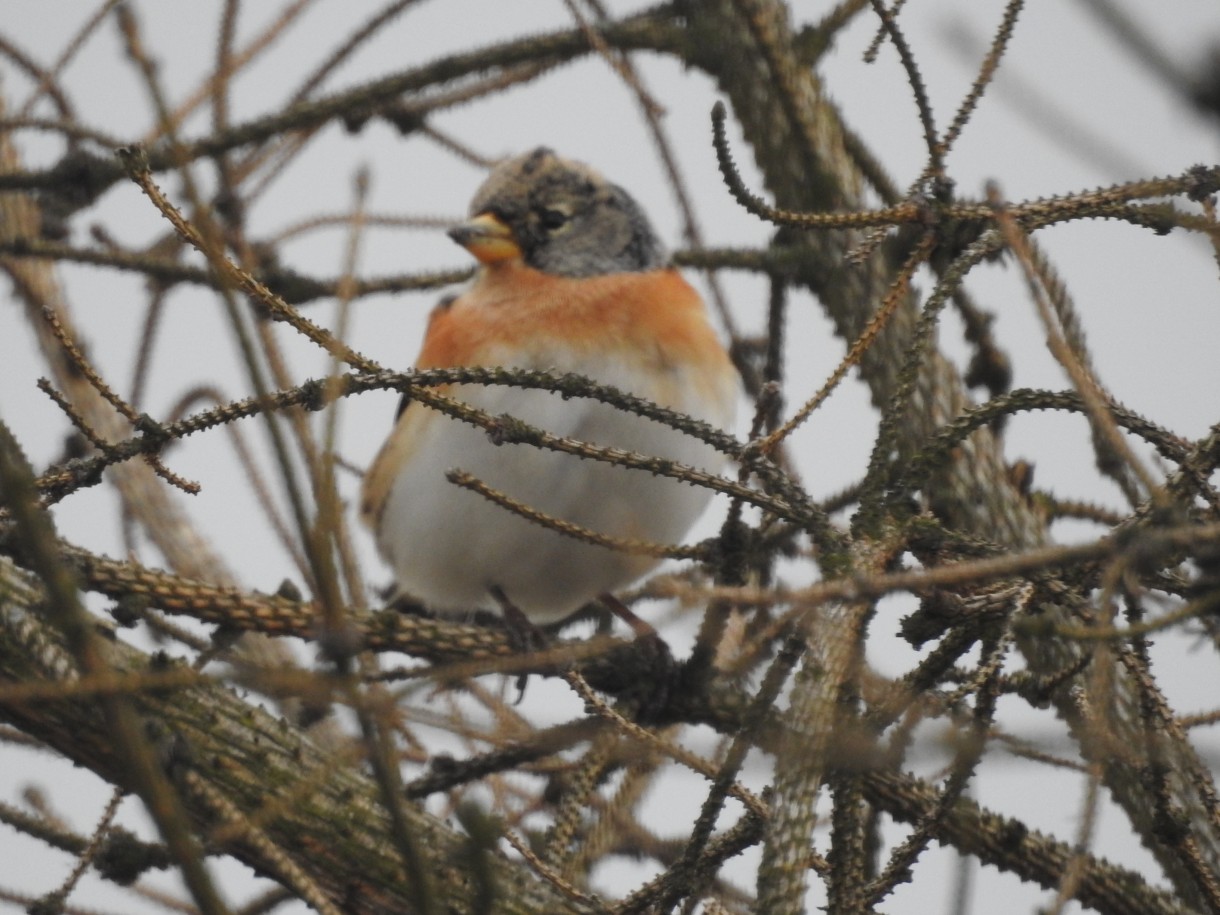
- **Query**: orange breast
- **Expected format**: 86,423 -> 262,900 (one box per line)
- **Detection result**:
417,262 -> 728,376
361,262 -> 736,528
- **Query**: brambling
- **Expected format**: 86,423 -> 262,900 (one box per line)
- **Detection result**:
361,148 -> 738,625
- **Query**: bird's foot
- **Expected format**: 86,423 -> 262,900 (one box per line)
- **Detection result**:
489,585 -> 551,701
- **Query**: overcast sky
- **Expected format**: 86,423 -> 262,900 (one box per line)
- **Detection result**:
3,2 -> 1219,912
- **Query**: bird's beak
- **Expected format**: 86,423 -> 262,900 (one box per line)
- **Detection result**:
447,212 -> 521,264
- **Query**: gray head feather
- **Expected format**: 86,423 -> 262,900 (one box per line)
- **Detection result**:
466,148 -> 665,277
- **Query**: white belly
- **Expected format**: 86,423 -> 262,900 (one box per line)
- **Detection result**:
376,358 -> 734,623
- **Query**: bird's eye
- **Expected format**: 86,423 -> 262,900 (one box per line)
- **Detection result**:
537,207 -> 570,232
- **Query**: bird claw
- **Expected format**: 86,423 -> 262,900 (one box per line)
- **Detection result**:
490,586 -> 551,702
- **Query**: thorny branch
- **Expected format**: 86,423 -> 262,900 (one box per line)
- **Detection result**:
1,2 -> 1218,914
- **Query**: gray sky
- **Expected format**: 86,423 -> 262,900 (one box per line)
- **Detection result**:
2,1 -> 1219,912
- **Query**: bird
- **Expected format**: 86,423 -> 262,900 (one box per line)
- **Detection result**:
360,148 -> 738,626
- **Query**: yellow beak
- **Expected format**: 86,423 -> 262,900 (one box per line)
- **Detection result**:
447,212 -> 522,264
